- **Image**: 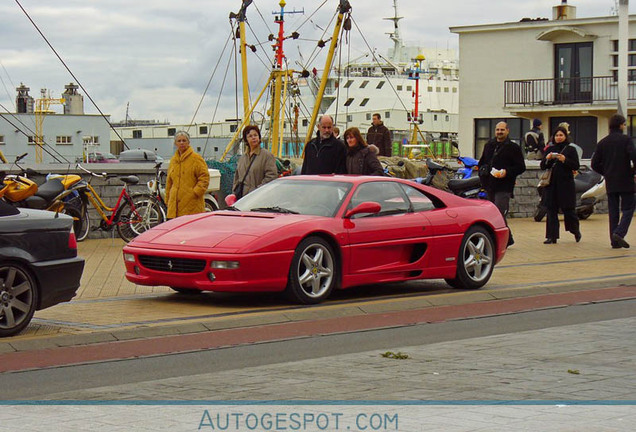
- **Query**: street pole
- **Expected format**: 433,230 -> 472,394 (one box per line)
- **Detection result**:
617,0 -> 629,123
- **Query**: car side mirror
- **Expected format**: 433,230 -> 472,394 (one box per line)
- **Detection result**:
344,201 -> 381,218
225,194 -> 237,206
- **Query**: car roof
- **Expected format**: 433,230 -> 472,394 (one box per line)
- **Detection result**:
279,175 -> 406,186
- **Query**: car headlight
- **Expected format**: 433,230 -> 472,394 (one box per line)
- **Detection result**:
123,253 -> 136,262
210,261 -> 240,269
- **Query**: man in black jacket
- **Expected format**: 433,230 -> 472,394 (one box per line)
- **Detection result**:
591,114 -> 636,248
301,115 -> 347,175
478,121 -> 526,246
366,113 -> 392,157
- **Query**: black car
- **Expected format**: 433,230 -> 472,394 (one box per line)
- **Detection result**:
0,201 -> 85,337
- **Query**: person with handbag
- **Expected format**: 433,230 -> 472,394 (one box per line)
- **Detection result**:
540,126 -> 581,244
232,125 -> 278,199
477,121 -> 526,247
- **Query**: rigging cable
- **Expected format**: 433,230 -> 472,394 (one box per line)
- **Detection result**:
201,35 -> 239,158
14,0 -> 130,149
186,30 -> 233,130
0,102 -> 67,163
349,16 -> 410,113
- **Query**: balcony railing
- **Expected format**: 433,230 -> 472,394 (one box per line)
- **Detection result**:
504,76 -> 636,107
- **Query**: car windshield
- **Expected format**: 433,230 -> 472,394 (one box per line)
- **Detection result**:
233,179 -> 352,217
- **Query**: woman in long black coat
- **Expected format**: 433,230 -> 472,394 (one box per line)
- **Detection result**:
540,126 -> 581,244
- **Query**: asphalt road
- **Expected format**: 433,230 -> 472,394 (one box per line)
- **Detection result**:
3,298 -> 634,400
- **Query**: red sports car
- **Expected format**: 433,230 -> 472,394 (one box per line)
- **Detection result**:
123,176 -> 509,304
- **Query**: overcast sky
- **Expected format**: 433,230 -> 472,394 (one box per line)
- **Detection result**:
0,0 -> 622,125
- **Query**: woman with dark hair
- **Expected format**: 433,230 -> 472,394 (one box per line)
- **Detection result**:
540,126 -> 581,244
232,125 -> 278,199
344,127 -> 384,176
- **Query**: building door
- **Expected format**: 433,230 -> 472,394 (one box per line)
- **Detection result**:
549,116 -> 597,159
554,43 -> 593,103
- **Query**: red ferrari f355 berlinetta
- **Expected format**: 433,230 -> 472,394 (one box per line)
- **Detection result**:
123,176 -> 509,304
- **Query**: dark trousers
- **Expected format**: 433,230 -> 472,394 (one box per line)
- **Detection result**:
488,190 -> 512,240
607,192 -> 635,239
546,206 -> 579,240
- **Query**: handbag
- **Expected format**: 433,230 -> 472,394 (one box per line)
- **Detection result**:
233,154 -> 257,199
538,168 -> 552,188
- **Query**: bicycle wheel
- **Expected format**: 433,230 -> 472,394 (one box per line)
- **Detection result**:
116,194 -> 165,242
62,201 -> 90,242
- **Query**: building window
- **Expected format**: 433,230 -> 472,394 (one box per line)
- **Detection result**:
360,98 -> 369,107
396,85 -> 403,91
344,80 -> 354,88
434,115 -> 438,121
453,87 -> 458,93
214,147 -> 219,152
385,112 -> 390,119
168,128 -> 176,136
427,86 -> 433,92
230,124 -> 238,133
27,136 -> 35,145
0,135 -> 4,145
360,80 -> 369,89
132,130 -> 142,139
56,136 -> 72,145
445,115 -> 450,122
612,69 -> 636,81
347,115 -> 353,122
199,126 -> 208,135
376,81 -> 385,89
302,119 -> 308,127
474,118 -> 530,158
406,86 -> 412,91
444,87 -> 449,92
344,98 -> 354,107
436,87 -> 441,92
366,113 -> 372,121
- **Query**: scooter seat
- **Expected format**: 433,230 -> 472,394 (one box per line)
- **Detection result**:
426,158 -> 446,171
447,176 -> 481,191
34,178 -> 64,202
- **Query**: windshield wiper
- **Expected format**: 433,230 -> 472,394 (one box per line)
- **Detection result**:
250,206 -> 299,214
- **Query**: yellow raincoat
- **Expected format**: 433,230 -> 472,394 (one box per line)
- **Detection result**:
165,146 -> 209,218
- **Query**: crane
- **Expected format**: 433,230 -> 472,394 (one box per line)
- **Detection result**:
34,88 -> 65,163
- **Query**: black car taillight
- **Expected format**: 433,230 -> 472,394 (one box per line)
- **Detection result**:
68,228 -> 78,250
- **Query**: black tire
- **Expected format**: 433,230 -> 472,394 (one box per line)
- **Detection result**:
204,198 -> 218,212
63,204 -> 90,242
286,236 -> 337,304
0,263 -> 39,337
533,205 -> 547,222
170,287 -> 203,295
116,194 -> 165,242
445,226 -> 495,290
577,207 -> 594,220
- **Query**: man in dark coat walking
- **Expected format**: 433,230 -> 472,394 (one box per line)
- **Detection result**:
591,114 -> 636,248
301,115 -> 347,175
366,113 -> 392,157
478,121 -> 526,246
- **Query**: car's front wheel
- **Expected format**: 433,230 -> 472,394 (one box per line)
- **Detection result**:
445,226 -> 494,290
0,263 -> 39,337
286,236 -> 336,304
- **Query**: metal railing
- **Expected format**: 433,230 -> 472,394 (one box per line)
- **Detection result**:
504,76 -> 636,106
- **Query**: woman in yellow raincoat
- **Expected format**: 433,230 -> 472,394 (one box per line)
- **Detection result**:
165,131 -> 209,218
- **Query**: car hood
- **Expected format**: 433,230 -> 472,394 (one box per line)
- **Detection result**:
131,211 -> 320,252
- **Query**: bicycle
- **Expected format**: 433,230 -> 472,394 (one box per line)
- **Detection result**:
75,164 -> 165,242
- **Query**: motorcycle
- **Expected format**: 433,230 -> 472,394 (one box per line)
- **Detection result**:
452,142 -> 480,180
416,158 -> 487,200
533,166 -> 604,222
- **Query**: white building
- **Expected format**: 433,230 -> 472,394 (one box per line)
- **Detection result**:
450,1 -> 636,159
0,84 -> 111,164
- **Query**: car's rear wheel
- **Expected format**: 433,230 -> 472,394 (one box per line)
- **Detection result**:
204,198 -> 218,212
170,287 -> 203,295
286,236 -> 336,304
0,263 -> 39,337
445,226 -> 494,290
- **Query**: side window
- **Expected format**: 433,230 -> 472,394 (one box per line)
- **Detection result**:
349,182 -> 409,217
399,184 -> 437,212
